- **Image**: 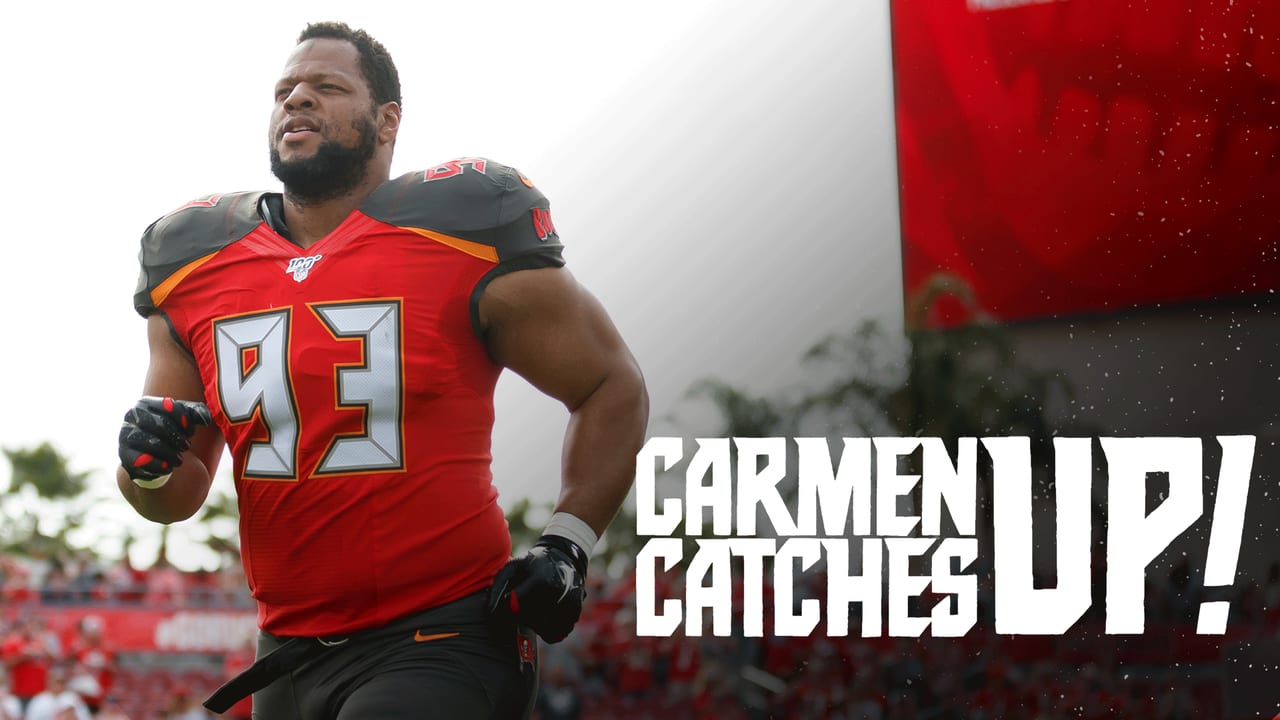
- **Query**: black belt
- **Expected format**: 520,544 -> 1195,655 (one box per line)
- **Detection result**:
204,634 -> 345,714
202,592 -> 492,714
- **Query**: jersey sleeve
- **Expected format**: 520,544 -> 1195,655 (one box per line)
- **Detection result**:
362,158 -> 567,337
132,192 -> 264,317
363,157 -> 565,271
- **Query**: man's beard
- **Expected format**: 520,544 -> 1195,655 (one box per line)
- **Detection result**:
270,117 -> 378,204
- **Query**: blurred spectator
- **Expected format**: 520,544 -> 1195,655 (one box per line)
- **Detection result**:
61,664 -> 99,714
37,562 -> 71,607
165,684 -> 211,719
660,626 -> 700,700
24,620 -> 59,666
218,565 -> 253,607
536,661 -> 582,720
1,558 -> 34,604
0,670 -> 22,720
102,557 -> 146,605
22,666 -> 88,720
66,551 -> 100,605
1,617 -> 53,706
65,617 -> 113,712
144,555 -> 185,608
92,697 -> 129,720
186,570 -> 218,607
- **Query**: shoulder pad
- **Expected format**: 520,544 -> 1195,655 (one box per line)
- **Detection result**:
362,157 -> 564,264
133,191 -> 264,316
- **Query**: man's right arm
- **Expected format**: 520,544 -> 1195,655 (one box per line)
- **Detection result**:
116,314 -> 225,524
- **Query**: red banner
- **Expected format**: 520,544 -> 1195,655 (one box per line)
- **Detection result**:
892,0 -> 1280,327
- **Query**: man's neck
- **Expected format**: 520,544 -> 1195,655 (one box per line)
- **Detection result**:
281,171 -> 390,248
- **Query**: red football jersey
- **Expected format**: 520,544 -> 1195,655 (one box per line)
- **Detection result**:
134,158 -> 564,636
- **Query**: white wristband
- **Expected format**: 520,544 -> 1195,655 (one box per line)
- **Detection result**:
543,512 -> 599,556
132,473 -> 172,490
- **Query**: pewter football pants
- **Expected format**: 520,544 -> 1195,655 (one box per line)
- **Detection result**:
250,591 -> 538,720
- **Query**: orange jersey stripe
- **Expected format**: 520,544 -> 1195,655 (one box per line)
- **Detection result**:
151,252 -> 219,308
400,226 -> 499,263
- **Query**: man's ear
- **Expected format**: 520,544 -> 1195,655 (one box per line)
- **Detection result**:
378,102 -> 402,145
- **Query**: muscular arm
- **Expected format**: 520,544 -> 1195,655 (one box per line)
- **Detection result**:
116,314 -> 226,524
480,267 -> 649,537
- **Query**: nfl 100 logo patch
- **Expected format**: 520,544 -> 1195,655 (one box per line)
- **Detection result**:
286,254 -> 323,282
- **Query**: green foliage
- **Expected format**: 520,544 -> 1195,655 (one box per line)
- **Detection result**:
194,487 -> 242,559
679,308 -> 1088,540
4,442 -> 89,499
0,443 -> 89,557
684,305 -> 1083,448
799,319 -> 1078,443
686,379 -> 794,437
504,497 -> 543,553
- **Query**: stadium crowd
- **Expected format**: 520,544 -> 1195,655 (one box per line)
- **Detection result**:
1,549 -> 1277,718
0,551 -> 251,719
1,552 -> 252,610
535,554 -> 1280,720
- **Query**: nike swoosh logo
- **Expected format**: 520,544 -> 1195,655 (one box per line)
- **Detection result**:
413,631 -> 460,643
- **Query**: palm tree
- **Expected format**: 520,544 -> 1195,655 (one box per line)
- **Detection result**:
1,442 -> 90,557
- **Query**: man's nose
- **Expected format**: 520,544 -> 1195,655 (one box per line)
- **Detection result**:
284,84 -> 317,112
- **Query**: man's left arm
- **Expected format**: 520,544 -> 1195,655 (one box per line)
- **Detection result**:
479,265 -> 649,537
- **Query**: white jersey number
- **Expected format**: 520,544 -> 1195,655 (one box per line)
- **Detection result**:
212,301 -> 404,479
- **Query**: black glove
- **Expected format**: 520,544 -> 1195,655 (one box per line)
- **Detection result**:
119,396 -> 213,484
487,535 -> 588,643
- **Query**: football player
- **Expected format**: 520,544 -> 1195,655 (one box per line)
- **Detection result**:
116,21 -> 647,719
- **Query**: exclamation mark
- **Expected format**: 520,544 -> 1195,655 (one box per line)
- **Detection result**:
1196,435 -> 1256,634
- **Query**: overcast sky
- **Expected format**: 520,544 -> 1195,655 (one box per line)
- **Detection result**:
0,1 -> 902,569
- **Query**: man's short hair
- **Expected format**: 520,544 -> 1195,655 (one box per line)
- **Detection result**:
297,21 -> 403,110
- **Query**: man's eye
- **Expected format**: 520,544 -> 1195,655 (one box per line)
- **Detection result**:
275,88 -> 291,100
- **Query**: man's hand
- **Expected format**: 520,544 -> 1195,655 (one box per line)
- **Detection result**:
119,396 -> 212,487
487,535 -> 588,643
